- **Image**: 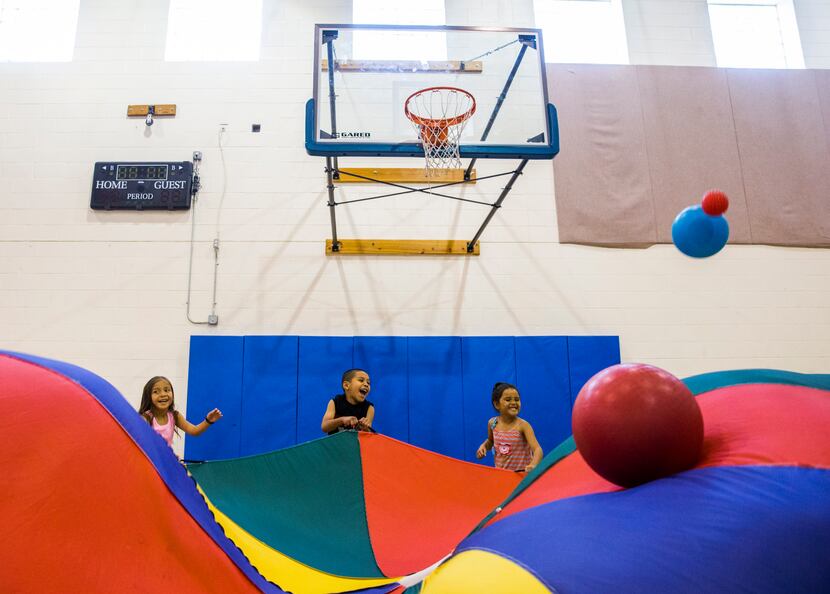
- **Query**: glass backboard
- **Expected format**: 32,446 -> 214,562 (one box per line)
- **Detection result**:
306,24 -> 558,160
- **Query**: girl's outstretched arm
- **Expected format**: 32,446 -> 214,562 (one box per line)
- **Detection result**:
521,420 -> 543,471
176,408 -> 222,436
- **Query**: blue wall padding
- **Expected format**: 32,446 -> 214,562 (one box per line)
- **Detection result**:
461,337 -> 517,463
240,336 -> 299,456
354,336 -> 409,442
186,335 -> 620,461
407,337 -> 465,459
515,336 -> 572,457
296,336 -> 354,444
186,336 -> 245,461
567,336 -> 621,406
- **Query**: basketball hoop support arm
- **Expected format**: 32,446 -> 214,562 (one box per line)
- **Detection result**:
322,29 -> 340,178
464,35 -> 536,182
466,159 -> 528,253
323,29 -> 341,251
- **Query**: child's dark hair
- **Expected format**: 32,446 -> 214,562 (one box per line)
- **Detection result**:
342,368 -> 368,384
491,382 -> 518,409
138,376 -> 180,429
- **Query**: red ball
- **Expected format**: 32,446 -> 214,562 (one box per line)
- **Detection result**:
572,363 -> 704,488
701,189 -> 729,216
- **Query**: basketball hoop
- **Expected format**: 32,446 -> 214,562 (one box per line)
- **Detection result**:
404,86 -> 476,174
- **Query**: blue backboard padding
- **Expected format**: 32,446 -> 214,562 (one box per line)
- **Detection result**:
515,336 -> 572,453
567,336 -> 621,406
187,335 -> 619,461
354,336 -> 409,442
407,337 -> 465,459
240,336 -> 299,456
297,336 -> 354,444
185,336 -> 244,461
462,337 -> 517,464
305,99 -> 560,160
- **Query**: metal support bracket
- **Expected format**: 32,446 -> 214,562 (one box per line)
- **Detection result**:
464,35 -> 536,181
466,159 -> 528,252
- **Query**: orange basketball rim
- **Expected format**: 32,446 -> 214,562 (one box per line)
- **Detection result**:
404,86 -> 476,145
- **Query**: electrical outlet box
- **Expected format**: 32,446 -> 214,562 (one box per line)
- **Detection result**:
207,315 -> 219,325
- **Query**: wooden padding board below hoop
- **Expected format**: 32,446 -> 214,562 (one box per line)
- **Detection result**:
336,168 -> 476,184
326,239 -> 480,255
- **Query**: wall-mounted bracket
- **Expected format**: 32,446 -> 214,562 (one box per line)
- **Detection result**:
127,104 -> 177,117
518,34 -> 537,49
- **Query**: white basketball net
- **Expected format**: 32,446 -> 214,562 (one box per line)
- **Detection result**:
405,88 -> 475,174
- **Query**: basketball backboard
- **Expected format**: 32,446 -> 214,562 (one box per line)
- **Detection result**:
306,24 -> 558,160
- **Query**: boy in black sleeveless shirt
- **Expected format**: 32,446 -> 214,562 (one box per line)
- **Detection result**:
321,369 -> 375,435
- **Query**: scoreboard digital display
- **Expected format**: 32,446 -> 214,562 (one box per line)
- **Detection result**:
116,164 -> 169,181
91,161 -> 192,210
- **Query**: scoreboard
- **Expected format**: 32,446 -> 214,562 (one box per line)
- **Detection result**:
90,161 -> 193,210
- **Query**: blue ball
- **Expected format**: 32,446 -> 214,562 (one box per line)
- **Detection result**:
671,205 -> 730,258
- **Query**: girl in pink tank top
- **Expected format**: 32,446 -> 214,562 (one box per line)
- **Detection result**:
476,382 -> 543,472
150,411 -> 176,446
138,376 -> 223,450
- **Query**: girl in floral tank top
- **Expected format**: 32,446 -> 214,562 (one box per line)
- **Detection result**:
476,382 -> 543,472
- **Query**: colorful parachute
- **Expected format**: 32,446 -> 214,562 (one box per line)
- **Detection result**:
0,351 -> 519,594
422,370 -> 830,593
2,351 -> 829,594
186,430 -> 522,592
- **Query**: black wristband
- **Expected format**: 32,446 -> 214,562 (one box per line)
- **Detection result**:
205,416 -> 214,425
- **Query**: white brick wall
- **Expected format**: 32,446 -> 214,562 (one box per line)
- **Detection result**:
795,0 -> 830,67
1,0 -> 829,454
622,0 -> 718,66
